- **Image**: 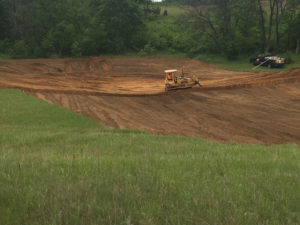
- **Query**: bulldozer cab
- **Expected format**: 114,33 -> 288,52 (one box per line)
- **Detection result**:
165,69 -> 177,82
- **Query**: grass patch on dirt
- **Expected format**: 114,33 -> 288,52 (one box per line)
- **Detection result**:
0,89 -> 300,225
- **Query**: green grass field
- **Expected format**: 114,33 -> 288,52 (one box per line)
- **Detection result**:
0,89 -> 299,225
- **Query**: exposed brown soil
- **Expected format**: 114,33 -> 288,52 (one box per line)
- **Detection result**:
1,57 -> 300,145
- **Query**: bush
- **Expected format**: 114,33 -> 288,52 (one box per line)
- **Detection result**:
42,21 -> 76,56
41,33 -> 56,57
149,33 -> 168,50
281,52 -> 293,64
0,39 -> 11,55
138,43 -> 155,56
224,39 -> 239,60
32,46 -> 43,58
71,41 -> 82,57
10,40 -> 29,58
171,34 -> 194,52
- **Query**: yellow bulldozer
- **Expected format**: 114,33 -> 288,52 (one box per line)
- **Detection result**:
164,69 -> 202,91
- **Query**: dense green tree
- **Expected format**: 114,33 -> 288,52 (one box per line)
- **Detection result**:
99,0 -> 146,53
78,19 -> 107,55
25,0 -> 91,55
42,21 -> 76,56
182,0 -> 300,56
284,0 -> 300,53
0,0 -> 10,39
183,0 -> 258,57
0,0 -> 299,58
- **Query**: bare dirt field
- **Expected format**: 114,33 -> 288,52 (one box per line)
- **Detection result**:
1,57 -> 300,145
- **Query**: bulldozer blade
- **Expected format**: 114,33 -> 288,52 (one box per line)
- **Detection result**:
194,80 -> 202,87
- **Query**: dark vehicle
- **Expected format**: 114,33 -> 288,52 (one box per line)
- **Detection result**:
250,54 -> 286,68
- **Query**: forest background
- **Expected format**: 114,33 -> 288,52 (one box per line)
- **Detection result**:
0,0 -> 299,60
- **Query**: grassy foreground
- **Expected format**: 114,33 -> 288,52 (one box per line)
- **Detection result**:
0,89 -> 299,225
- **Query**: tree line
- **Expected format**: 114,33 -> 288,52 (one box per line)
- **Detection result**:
0,0 -> 299,59
184,0 -> 300,58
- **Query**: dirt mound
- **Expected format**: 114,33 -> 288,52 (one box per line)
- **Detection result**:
1,57 -> 300,145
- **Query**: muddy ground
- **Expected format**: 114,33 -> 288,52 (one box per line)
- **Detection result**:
1,57 -> 300,145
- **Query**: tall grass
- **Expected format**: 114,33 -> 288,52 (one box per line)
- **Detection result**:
0,89 -> 299,225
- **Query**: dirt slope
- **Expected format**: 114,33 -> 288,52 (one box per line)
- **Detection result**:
1,57 -> 300,145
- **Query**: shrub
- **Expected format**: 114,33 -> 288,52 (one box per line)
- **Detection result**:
10,40 -> 29,58
281,52 -> 293,64
71,41 -> 82,57
0,39 -> 11,55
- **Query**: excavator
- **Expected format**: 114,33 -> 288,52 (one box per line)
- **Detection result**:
164,68 -> 202,91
